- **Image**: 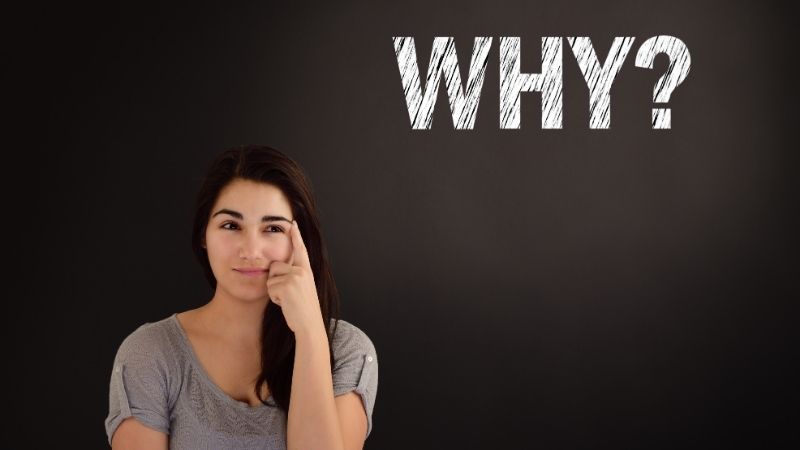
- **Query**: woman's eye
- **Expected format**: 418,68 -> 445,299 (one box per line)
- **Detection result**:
220,223 -> 282,233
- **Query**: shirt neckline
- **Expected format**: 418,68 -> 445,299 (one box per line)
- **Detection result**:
169,312 -> 276,411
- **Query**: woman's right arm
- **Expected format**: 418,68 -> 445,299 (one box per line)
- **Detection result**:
111,417 -> 168,450
106,324 -> 172,449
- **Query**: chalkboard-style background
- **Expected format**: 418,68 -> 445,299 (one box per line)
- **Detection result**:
9,0 -> 797,448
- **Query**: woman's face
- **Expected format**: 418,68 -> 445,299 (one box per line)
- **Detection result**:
204,178 -> 294,303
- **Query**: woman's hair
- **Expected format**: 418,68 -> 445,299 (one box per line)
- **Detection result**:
190,144 -> 341,412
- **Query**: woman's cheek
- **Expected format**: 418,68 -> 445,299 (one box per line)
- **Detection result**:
269,234 -> 293,262
207,234 -> 236,264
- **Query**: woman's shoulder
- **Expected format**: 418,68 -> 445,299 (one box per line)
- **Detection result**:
114,314 -> 182,363
329,318 -> 377,364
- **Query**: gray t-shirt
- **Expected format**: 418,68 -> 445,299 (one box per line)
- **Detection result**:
104,313 -> 378,449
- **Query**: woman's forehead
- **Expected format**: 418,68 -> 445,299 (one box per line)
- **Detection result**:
213,179 -> 292,216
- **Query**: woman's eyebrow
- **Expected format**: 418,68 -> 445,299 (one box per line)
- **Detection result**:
212,208 -> 292,223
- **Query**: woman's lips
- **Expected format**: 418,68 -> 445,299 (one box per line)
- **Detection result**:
235,269 -> 268,277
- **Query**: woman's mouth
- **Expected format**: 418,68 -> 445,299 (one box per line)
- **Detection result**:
234,268 -> 268,277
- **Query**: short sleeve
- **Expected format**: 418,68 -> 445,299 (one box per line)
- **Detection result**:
331,320 -> 379,438
104,324 -> 171,445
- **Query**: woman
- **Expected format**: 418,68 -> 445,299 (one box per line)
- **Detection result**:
104,145 -> 378,449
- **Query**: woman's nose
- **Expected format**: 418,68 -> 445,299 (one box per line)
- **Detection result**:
238,232 -> 267,261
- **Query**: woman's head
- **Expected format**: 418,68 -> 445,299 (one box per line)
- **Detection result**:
192,145 -> 323,294
190,144 -> 340,410
201,178 -> 294,303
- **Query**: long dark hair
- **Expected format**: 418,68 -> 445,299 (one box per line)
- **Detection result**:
190,144 -> 341,412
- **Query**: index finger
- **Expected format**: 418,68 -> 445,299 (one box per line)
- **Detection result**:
289,220 -> 311,269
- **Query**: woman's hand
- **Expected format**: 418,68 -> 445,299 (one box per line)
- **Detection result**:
266,220 -> 324,336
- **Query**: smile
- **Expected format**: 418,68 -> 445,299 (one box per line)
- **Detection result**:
234,269 -> 268,277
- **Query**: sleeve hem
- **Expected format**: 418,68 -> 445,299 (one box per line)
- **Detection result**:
105,412 -> 169,445
334,385 -> 373,438
333,352 -> 376,438
106,362 -> 170,444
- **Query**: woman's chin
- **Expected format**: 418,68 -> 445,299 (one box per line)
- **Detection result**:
216,282 -> 269,304
232,289 -> 270,303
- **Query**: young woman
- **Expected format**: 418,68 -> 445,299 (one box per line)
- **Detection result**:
104,145 -> 378,449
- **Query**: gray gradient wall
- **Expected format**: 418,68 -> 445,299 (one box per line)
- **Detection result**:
10,0 -> 797,448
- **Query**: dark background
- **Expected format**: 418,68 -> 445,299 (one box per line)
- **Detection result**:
9,0 -> 797,448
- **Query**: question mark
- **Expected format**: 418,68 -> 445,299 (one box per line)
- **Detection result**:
635,36 -> 691,129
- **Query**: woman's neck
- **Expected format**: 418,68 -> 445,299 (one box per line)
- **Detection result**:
196,290 -> 268,350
